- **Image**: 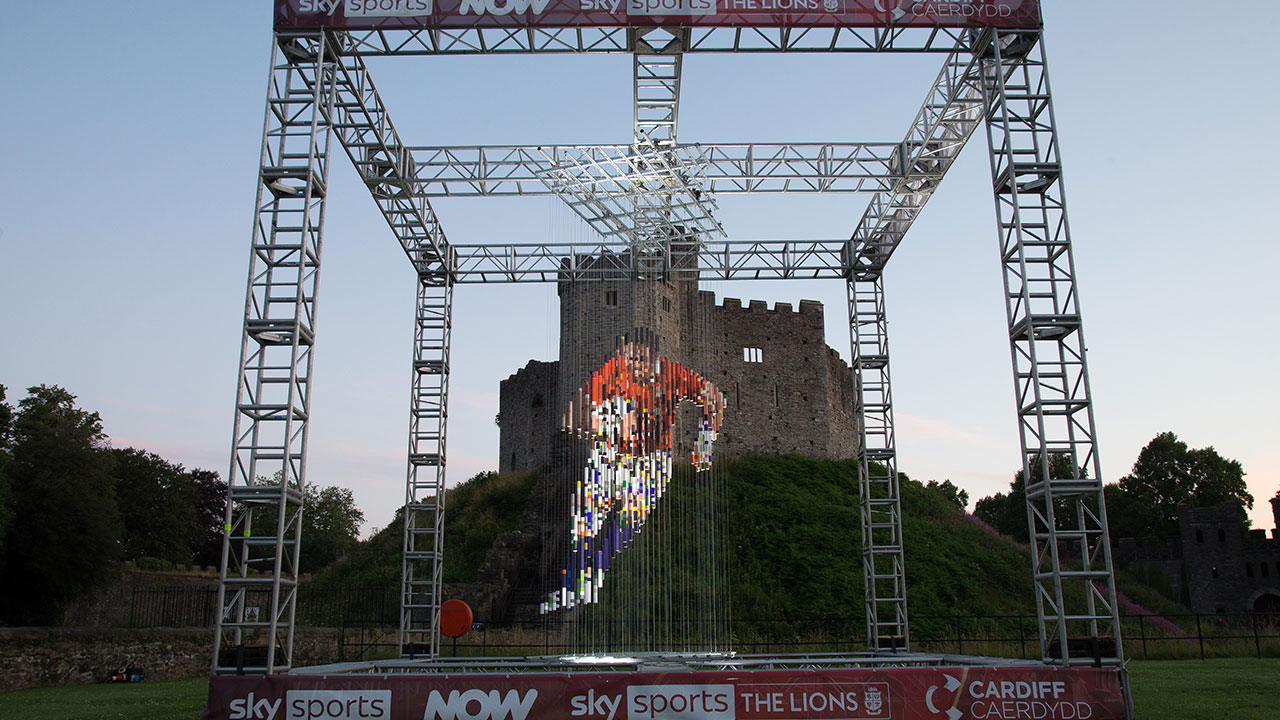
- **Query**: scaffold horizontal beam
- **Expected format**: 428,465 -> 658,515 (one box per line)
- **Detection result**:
847,35 -> 988,280
406,142 -> 903,196
332,25 -> 971,56
449,239 -> 849,282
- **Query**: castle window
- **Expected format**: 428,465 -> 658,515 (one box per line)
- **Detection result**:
1218,528 -> 1226,542
1246,562 -> 1254,578
743,347 -> 763,363
773,384 -> 779,406
662,297 -> 672,312
1196,529 -> 1204,543
605,290 -> 618,306
1211,566 -> 1219,579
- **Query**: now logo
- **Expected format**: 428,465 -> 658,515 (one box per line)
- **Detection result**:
423,689 -> 539,720
458,0 -> 552,14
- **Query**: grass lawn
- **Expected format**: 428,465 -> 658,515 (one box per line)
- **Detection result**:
1127,657 -> 1280,719
0,677 -> 209,720
1,658 -> 1277,719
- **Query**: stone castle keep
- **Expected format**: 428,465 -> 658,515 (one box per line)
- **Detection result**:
498,251 -> 858,472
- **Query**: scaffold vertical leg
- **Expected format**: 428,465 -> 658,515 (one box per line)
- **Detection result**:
978,29 -> 1123,666
848,274 -> 909,652
213,31 -> 336,675
400,271 -> 453,657
631,28 -> 686,146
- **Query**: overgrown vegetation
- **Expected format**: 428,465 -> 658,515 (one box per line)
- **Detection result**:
310,452 -> 1198,643
440,470 -> 540,583
723,455 -> 1036,642
308,470 -> 539,592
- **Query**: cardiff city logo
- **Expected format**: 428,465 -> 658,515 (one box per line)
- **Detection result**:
872,0 -> 907,21
925,674 -> 963,720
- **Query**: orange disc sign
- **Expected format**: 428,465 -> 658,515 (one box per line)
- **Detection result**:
440,599 -> 473,639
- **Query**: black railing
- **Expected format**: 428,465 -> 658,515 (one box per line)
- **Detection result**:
126,586 -> 1280,661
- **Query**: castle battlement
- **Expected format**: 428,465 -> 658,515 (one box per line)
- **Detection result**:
718,297 -> 824,316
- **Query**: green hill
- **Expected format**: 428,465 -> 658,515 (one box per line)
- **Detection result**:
307,456 -> 1185,640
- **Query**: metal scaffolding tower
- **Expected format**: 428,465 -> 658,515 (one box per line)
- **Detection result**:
215,33 -> 335,675
215,2 -> 1123,672
977,29 -> 1121,665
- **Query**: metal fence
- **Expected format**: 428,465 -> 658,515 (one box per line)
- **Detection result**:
127,586 -> 1280,661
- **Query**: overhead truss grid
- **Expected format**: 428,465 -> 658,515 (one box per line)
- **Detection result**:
215,1 -> 1123,674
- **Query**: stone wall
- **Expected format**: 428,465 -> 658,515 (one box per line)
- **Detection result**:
1111,500 -> 1280,615
1178,502 -> 1280,615
498,360 -> 560,472
715,297 -> 854,459
0,627 -> 339,692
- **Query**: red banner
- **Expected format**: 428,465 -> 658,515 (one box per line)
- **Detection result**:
204,665 -> 1127,720
274,0 -> 1041,31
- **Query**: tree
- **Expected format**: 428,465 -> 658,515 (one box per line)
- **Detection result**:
0,385 -> 13,554
249,474 -> 365,574
0,386 -> 121,624
974,453 -> 1081,542
925,479 -> 969,510
113,448 -> 197,564
299,485 -> 364,573
1111,431 -> 1251,537
191,468 -> 227,569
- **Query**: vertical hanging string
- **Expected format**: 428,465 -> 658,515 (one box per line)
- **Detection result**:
538,209 -> 732,656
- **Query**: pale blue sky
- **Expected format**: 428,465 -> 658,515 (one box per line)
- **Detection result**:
2,2 -> 1277,534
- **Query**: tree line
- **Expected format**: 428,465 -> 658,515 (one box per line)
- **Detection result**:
0,384 -> 364,625
974,431 -> 1256,542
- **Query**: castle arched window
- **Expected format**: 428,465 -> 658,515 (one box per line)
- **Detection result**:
1218,528 -> 1226,542
743,347 -> 763,363
1196,529 -> 1204,543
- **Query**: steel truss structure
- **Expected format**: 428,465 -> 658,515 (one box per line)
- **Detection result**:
215,12 -> 1123,674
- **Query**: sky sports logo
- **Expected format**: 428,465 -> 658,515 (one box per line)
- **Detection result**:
296,0 -> 434,17
628,685 -> 735,720
228,690 -> 391,720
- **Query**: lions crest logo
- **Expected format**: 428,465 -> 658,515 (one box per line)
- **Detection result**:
864,687 -> 883,714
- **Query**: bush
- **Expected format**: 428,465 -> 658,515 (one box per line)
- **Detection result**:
134,557 -> 172,572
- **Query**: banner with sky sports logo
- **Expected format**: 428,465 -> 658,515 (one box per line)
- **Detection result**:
204,665 -> 1128,720
275,0 -> 1040,31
